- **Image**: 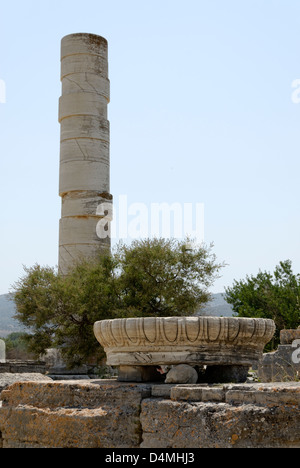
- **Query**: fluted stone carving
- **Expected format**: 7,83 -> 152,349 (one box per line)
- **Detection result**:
94,316 -> 276,369
58,33 -> 112,275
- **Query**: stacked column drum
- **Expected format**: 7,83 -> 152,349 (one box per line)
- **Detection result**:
58,33 -> 112,275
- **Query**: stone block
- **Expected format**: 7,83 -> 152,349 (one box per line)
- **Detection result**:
225,382 -> 300,407
171,385 -> 225,402
0,361 -> 47,374
200,386 -> 225,402
171,386 -> 204,402
0,380 -> 151,448
258,345 -> 300,382
141,383 -> 300,448
0,374 -> 52,394
58,33 -> 112,275
60,33 -> 108,60
151,384 -> 177,398
60,115 -> 109,143
1,380 -> 300,448
165,365 -> 198,384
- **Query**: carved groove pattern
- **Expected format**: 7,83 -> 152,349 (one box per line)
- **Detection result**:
94,317 -> 275,351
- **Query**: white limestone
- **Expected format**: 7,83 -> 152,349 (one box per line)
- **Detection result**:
94,316 -> 276,369
164,365 -> 199,384
0,340 -> 5,363
58,33 -> 112,275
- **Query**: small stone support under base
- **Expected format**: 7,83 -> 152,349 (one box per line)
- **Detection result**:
117,364 -> 250,383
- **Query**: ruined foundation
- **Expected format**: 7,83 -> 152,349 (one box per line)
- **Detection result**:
0,379 -> 299,448
258,328 -> 300,382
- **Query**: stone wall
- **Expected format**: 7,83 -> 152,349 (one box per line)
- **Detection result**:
0,380 -> 299,448
0,373 -> 52,394
258,329 -> 300,382
0,361 -> 47,374
0,380 -> 149,448
142,382 -> 300,448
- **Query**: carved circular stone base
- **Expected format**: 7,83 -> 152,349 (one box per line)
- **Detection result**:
94,316 -> 275,380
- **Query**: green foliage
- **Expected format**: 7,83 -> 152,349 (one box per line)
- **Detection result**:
13,265 -> 60,356
225,260 -> 300,350
115,238 -> 222,317
1,332 -> 30,353
0,332 -> 36,360
12,238 -> 224,367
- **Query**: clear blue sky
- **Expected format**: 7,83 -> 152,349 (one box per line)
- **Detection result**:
0,0 -> 300,295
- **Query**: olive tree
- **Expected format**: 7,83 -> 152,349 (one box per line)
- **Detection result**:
13,238 -> 223,366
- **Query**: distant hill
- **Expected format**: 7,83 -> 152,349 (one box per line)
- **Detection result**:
0,294 -> 27,338
197,293 -> 234,318
0,292 -> 233,338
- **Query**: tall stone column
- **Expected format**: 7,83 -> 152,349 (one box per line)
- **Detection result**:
58,33 -> 112,275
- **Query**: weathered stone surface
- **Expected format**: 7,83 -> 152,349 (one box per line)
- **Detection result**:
258,344 -> 300,382
171,385 -> 225,403
0,374 -> 52,394
140,397 -> 300,448
225,382 -> 300,406
165,365 -> 198,384
151,384 -> 179,398
94,317 -> 275,382
0,361 -> 47,375
48,375 -> 91,381
0,380 -> 299,448
0,380 -> 150,448
170,382 -> 300,406
58,33 -> 112,276
141,382 -> 300,448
